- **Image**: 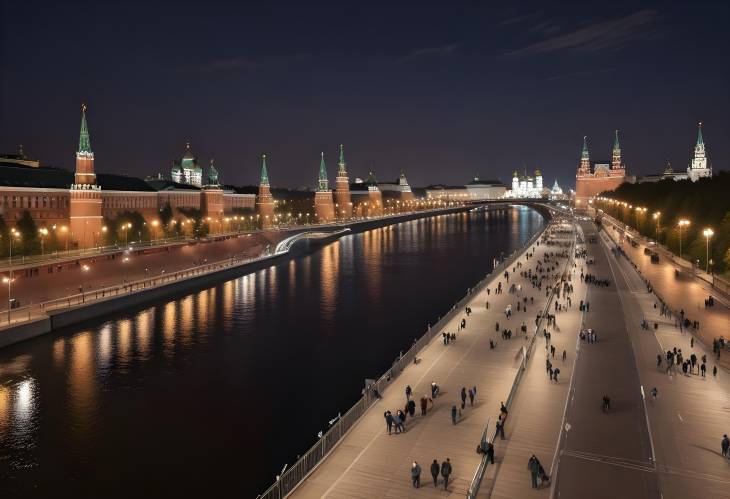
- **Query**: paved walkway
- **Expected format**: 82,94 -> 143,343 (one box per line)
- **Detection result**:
288,221 -> 575,498
486,238 -> 587,498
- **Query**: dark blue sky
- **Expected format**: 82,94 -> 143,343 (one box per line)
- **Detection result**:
1,0 -> 728,189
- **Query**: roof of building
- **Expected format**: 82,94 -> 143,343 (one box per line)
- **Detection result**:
97,173 -> 156,191
467,178 -> 504,186
146,179 -> 201,191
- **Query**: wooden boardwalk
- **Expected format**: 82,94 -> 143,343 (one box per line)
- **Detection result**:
289,223 -> 576,498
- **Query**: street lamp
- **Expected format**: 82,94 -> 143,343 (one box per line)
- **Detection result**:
652,212 -> 661,243
60,225 -> 69,253
3,276 -> 15,323
677,219 -> 690,260
703,228 -> 714,273
39,227 -> 48,255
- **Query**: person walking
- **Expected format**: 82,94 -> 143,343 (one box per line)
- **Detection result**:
563,349 -> 567,362
451,405 -> 458,425
430,459 -> 440,486
485,441 -> 495,464
496,419 -> 505,439
528,455 -> 540,489
405,385 -> 412,400
384,411 -> 394,435
468,387 -> 475,406
722,435 -> 730,458
460,387 -> 467,409
553,368 -> 560,383
420,395 -> 430,416
411,461 -> 421,488
650,387 -> 657,400
440,458 -> 452,490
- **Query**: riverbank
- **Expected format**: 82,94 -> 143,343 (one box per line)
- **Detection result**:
0,205 -> 492,348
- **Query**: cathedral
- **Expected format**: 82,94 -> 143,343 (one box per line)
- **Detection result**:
574,131 -> 627,208
507,169 -> 543,198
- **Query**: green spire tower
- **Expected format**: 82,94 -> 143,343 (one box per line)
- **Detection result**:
260,154 -> 270,186
611,130 -> 622,170
318,152 -> 329,191
338,144 -> 346,173
78,103 -> 92,156
578,136 -> 590,174
696,122 -> 704,146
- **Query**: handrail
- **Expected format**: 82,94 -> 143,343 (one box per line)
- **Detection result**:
466,220 -> 576,499
256,215 -> 551,499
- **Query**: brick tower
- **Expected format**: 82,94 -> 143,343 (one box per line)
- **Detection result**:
314,152 -> 335,223
69,103 -> 103,248
335,144 -> 352,219
256,154 -> 275,228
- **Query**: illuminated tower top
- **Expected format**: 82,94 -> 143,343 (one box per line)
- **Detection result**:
318,152 -> 329,191
260,154 -> 270,186
611,130 -> 622,169
77,103 -> 93,158
338,144 -> 347,174
578,136 -> 590,174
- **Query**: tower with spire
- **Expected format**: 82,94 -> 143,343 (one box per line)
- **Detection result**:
334,144 -> 352,219
201,159 -> 224,223
611,130 -> 623,172
256,155 -> 275,228
314,152 -> 335,222
398,170 -> 415,201
687,122 -> 711,182
69,103 -> 103,248
577,136 -> 591,176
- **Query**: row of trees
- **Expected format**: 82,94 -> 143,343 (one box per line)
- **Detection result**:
596,171 -> 730,276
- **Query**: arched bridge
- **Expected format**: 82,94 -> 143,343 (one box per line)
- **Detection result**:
272,228 -> 352,255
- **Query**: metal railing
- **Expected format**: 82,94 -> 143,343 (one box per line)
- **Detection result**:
466,223 -> 576,499
257,219 -> 551,499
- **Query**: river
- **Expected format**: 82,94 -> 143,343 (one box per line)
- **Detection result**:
0,206 -> 544,498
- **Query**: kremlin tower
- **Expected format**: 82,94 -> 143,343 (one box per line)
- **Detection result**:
69,103 -> 103,248
687,122 -> 712,182
201,159 -> 224,224
335,144 -> 352,219
256,155 -> 275,228
314,152 -> 335,222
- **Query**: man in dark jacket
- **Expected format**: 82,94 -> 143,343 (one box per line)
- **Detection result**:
430,459 -> 440,486
440,458 -> 452,490
722,434 -> 730,457
411,461 -> 421,488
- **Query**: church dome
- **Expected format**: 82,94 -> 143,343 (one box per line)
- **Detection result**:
182,142 -> 195,160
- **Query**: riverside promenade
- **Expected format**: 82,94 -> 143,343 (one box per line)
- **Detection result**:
284,219 -> 577,498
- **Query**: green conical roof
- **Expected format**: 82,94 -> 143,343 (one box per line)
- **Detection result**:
613,130 -> 620,151
208,159 -> 219,185
581,136 -> 589,160
78,103 -> 92,154
260,154 -> 269,185
696,122 -> 704,146
338,144 -> 346,173
319,152 -> 327,181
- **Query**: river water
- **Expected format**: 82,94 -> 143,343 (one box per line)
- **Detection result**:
0,206 -> 544,498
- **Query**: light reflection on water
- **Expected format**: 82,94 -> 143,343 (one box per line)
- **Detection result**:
0,207 -> 543,498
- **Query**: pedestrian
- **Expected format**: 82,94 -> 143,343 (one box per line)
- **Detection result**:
528,455 -> 540,489
405,385 -> 412,400
420,395 -> 430,416
691,337 -> 694,348
722,435 -> 730,458
496,419 -> 505,439
713,365 -> 718,377
485,441 -> 495,464
440,458 -> 452,490
701,363 -> 706,377
451,405 -> 458,425
407,399 -> 416,417
562,349 -> 567,362
553,368 -> 560,382
650,387 -> 657,400
468,387 -> 475,406
384,411 -> 393,435
411,461 -> 421,488
461,387 -> 467,409
430,459 -> 440,486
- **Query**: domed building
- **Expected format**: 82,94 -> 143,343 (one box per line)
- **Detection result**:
171,142 -> 203,187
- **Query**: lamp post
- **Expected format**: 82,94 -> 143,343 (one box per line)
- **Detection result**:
39,227 -> 48,255
678,219 -> 690,260
703,228 -> 714,273
652,212 -> 661,243
3,276 -> 14,323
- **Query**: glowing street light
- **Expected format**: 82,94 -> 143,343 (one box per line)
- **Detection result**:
3,276 -> 15,323
39,227 -> 48,255
652,212 -> 661,243
703,228 -> 714,273
677,219 -> 690,260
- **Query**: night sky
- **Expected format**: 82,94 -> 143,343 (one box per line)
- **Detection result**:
1,1 -> 728,190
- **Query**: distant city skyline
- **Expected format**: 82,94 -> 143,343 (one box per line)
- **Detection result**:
1,1 -> 728,189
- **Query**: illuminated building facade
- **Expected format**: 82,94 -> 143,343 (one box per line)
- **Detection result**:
575,131 -> 627,207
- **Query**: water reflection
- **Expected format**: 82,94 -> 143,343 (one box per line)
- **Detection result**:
0,207 -> 544,497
